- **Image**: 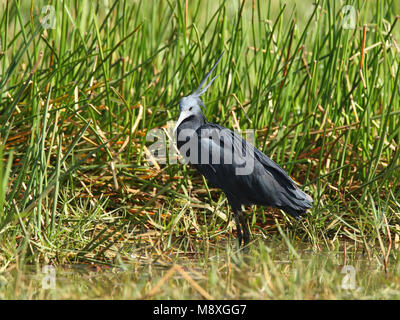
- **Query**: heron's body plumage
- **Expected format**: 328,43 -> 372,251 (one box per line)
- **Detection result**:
177,121 -> 312,220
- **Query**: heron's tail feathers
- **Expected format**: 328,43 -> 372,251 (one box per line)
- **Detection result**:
280,189 -> 313,219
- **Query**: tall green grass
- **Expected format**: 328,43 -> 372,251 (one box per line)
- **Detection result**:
0,0 -> 399,271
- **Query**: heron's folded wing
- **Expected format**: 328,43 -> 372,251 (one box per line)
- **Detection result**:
196,123 -> 312,206
195,124 -> 266,196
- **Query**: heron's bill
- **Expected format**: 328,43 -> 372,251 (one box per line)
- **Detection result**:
173,110 -> 192,135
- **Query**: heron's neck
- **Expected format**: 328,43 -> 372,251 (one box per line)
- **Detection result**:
176,114 -> 206,151
179,113 -> 207,132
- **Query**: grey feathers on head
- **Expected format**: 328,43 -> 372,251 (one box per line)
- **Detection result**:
180,51 -> 224,113
191,51 -> 224,98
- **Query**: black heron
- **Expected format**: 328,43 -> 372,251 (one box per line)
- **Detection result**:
174,53 -> 313,246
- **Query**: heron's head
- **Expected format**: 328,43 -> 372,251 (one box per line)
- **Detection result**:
173,52 -> 224,134
173,96 -> 205,133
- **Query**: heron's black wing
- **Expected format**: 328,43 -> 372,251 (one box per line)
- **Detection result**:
193,123 -> 312,218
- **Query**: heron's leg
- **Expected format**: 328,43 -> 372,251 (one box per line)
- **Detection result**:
233,210 -> 243,246
227,194 -> 246,246
237,210 -> 250,246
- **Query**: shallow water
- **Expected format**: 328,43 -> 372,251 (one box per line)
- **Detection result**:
1,240 -> 399,299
